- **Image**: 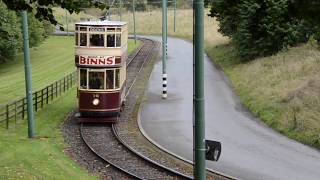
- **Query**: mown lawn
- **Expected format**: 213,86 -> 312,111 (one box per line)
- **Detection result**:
0,89 -> 97,180
0,36 -> 139,106
0,36 -> 140,179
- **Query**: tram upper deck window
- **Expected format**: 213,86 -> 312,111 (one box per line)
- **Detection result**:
107,27 -> 121,47
116,34 -> 121,47
90,34 -> 104,47
80,33 -> 87,46
89,71 -> 104,90
107,34 -> 115,47
75,33 -> 79,46
80,69 -> 87,89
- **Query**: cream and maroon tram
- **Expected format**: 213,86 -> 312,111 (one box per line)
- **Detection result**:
74,20 -> 128,122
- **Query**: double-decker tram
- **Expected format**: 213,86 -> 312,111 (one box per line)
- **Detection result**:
74,20 -> 128,122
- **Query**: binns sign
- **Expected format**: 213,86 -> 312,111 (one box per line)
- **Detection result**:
79,55 -> 115,66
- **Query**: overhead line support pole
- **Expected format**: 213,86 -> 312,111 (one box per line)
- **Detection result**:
162,0 -> 168,99
132,0 -> 137,44
22,10 -> 35,138
174,0 -> 176,32
193,0 -> 206,179
119,0 -> 122,21
65,10 -> 69,36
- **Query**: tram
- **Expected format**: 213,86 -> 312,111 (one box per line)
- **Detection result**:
74,20 -> 128,122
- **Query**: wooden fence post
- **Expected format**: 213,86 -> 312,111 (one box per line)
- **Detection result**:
6,104 -> 9,129
51,84 -> 54,101
63,77 -> 66,92
41,89 -> 44,109
14,101 -> 17,124
35,92 -> 38,112
46,86 -> 49,104
55,81 -> 58,97
22,98 -> 25,119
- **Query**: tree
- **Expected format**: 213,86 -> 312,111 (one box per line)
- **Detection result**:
2,0 -> 108,25
209,0 -> 316,60
0,1 -> 22,62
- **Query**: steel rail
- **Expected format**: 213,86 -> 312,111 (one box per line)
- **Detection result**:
112,124 -> 194,179
80,123 -> 143,179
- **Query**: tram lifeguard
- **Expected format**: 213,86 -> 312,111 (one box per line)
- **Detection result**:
74,20 -> 128,122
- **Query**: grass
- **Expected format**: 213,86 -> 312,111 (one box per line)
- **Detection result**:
0,89 -> 97,180
208,42 -> 320,149
0,34 -> 140,178
111,8 -> 320,149
0,36 -> 139,106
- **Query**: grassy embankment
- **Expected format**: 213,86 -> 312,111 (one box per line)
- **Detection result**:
0,36 -> 140,179
0,36 -> 139,106
112,9 -> 320,149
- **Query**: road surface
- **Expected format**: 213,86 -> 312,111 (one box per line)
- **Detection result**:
139,36 -> 320,180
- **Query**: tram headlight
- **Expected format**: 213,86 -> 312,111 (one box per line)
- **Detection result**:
92,98 -> 100,106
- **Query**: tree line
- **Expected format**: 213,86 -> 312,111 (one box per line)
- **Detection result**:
0,1 -> 53,62
209,0 -> 320,60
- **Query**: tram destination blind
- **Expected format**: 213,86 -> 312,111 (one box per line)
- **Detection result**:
89,27 -> 105,32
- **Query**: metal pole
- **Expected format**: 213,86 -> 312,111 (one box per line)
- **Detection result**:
119,0 -> 122,21
193,0 -> 206,179
174,0 -> 176,32
132,0 -> 137,44
22,10 -> 35,138
65,10 -> 69,36
162,0 -> 167,99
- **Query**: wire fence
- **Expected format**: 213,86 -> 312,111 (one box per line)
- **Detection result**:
0,71 -> 77,129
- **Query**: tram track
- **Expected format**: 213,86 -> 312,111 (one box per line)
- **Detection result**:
75,37 -> 230,180
79,38 -> 193,179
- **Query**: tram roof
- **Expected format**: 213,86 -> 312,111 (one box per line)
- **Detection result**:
75,20 -> 127,26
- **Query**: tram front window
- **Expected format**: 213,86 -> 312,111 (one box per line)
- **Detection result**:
106,70 -> 114,89
89,72 -> 104,90
90,34 -> 104,47
80,69 -> 87,89
80,33 -> 87,46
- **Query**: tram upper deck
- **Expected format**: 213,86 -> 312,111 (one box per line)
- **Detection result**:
74,21 -> 128,57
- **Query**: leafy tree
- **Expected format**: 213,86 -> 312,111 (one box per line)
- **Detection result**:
0,1 -> 22,62
2,0 -> 108,25
209,0 -> 315,60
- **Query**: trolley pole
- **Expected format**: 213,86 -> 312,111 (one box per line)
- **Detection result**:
162,0 -> 167,99
22,10 -> 35,138
65,10 -> 69,36
193,0 -> 206,179
174,0 -> 176,32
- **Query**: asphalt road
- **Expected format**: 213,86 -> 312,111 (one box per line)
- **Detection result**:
139,36 -> 320,180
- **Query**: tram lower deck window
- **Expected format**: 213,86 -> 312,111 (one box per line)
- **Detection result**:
89,72 -> 104,90
106,70 -> 114,89
80,69 -> 87,89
